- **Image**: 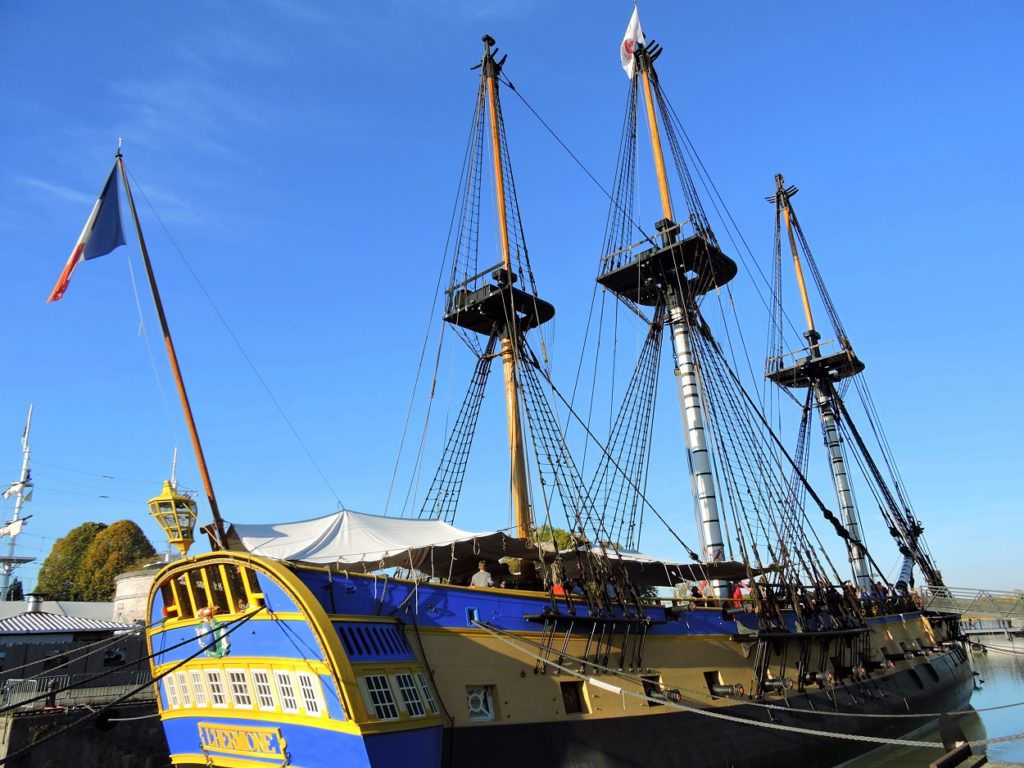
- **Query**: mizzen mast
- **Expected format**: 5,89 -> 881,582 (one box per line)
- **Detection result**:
766,175 -> 871,588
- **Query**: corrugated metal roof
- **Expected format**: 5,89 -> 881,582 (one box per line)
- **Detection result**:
0,611 -> 131,635
0,601 -> 115,621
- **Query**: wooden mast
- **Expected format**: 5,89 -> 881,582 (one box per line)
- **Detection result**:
776,174 -> 818,342
116,152 -> 228,549
482,36 -> 532,539
639,65 -> 674,225
772,173 -> 872,587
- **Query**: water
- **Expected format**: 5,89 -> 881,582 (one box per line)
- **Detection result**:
843,642 -> 1024,767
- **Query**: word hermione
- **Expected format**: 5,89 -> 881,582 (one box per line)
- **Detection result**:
197,722 -> 285,757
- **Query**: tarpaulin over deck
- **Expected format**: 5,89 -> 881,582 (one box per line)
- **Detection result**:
225,509 -> 536,577
557,547 -> 773,588
225,510 -> 771,587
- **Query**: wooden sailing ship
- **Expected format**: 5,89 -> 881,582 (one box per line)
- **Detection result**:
51,16 -> 975,768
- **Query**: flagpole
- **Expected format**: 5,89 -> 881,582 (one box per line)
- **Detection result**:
115,152 -> 228,549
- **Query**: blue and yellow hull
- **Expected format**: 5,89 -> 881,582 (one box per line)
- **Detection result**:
146,552 -> 972,768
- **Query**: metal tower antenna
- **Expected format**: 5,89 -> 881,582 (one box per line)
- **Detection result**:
1,405 -> 36,599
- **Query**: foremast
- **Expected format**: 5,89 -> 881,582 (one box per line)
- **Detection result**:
767,175 -> 871,589
484,41 -> 532,538
598,41 -> 737,597
442,36 -> 554,539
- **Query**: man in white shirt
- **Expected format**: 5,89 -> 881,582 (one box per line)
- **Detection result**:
470,560 -> 493,588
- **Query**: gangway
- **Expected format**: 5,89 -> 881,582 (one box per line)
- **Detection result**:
921,586 -> 1024,622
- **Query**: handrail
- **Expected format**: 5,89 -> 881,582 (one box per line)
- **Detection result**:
446,261 -> 508,296
920,585 -> 1024,620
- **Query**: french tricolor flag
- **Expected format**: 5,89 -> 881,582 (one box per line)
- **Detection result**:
47,162 -> 126,302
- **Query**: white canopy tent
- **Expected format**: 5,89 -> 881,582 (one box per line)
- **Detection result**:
225,509 -> 537,581
225,509 -> 767,589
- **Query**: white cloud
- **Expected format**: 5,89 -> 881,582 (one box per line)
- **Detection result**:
112,75 -> 270,161
17,177 -> 93,206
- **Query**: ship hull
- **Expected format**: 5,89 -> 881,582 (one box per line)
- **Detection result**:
162,660 -> 974,768
441,654 -> 974,768
146,554 -> 974,768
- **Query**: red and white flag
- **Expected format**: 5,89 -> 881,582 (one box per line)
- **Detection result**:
620,6 -> 645,79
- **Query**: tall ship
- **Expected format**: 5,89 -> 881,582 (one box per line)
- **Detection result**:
50,13 -> 973,768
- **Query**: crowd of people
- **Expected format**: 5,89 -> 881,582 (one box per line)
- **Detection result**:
468,561 -> 924,627
468,559 -> 624,601
676,577 -> 923,623
469,560 -> 544,591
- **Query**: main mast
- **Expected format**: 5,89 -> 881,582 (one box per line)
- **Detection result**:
767,175 -> 871,588
442,36 -> 554,539
598,41 -> 737,597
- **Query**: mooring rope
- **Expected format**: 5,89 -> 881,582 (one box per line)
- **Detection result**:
108,712 -> 161,722
970,640 -> 1024,656
471,620 -> 1024,750
0,613 -> 253,716
471,619 -> 1024,720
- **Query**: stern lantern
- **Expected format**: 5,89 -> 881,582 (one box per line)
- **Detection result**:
148,480 -> 198,557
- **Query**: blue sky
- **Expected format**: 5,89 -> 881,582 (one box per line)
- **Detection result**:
1,1 -> 1021,591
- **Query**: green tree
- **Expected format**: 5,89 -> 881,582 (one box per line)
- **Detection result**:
5,577 -> 23,602
531,524 -> 577,551
35,521 -> 107,600
74,520 -> 157,601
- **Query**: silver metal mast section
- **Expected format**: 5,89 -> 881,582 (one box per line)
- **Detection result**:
816,389 -> 872,588
1,405 -> 34,597
666,295 -> 729,598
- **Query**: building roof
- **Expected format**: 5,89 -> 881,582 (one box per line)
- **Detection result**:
0,611 -> 131,635
0,601 -> 115,621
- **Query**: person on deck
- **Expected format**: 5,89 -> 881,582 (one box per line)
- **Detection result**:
731,582 -> 744,609
517,560 -> 542,590
550,564 -> 568,596
470,560 -> 494,588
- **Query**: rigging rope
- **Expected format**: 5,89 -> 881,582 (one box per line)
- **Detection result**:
590,308 -> 664,550
126,170 -> 345,509
0,608 -> 263,767
0,613 -> 249,716
419,336 -> 497,523
527,345 -> 703,564
383,87 -> 481,515
0,622 -> 148,681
